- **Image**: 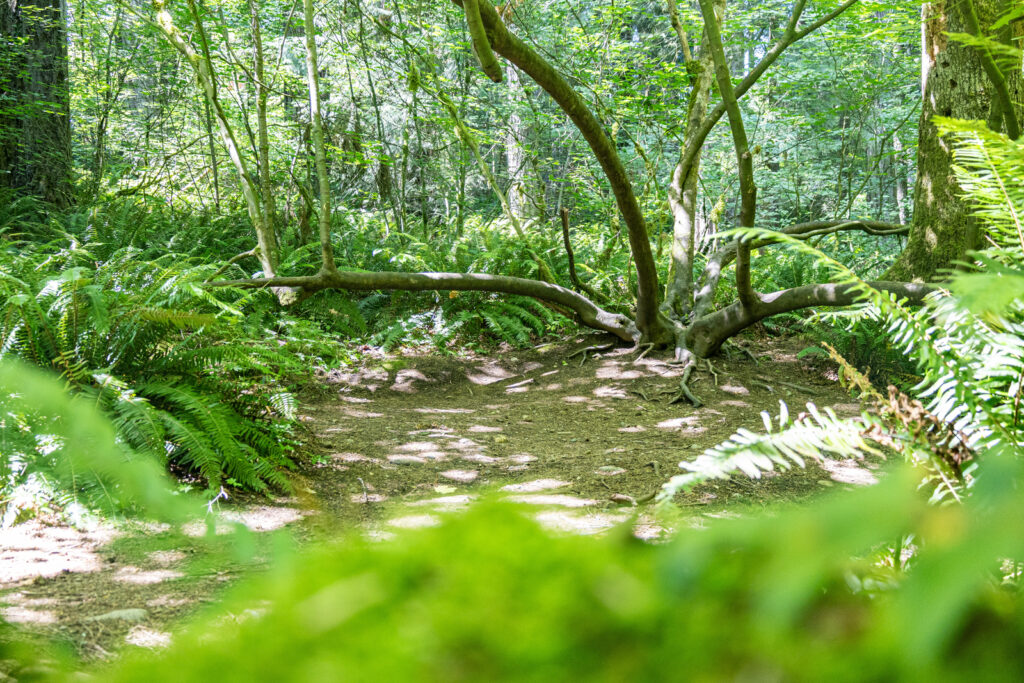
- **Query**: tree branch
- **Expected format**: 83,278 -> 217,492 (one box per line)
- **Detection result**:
686,281 -> 935,357
691,220 -> 907,320
463,0 -> 504,82
210,270 -> 639,342
560,208 -> 605,302
678,0 -> 858,180
451,0 -> 665,341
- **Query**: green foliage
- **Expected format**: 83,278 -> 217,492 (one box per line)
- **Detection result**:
803,309 -> 920,388
0,237 -> 300,505
0,358 -> 193,524
665,122 -> 1024,505
80,462 -> 1024,682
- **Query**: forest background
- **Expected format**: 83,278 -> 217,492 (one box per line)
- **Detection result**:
3,0 -> 1024,678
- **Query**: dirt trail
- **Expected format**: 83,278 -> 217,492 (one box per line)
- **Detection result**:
0,334 -> 881,663
299,335 -> 879,537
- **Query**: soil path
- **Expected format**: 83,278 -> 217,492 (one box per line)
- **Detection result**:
0,335 -> 880,665
299,335 -> 877,537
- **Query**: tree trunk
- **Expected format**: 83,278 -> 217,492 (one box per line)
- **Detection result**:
662,0 -> 720,320
505,63 -> 533,223
886,0 -> 1023,281
302,0 -> 337,275
0,0 -> 73,207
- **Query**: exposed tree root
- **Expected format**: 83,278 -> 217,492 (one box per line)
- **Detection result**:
569,341 -> 617,365
668,362 -> 703,407
702,358 -> 719,385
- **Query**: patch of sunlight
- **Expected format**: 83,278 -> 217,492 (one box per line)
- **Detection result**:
396,441 -> 442,453
146,595 -> 193,608
4,593 -> 56,607
595,467 -> 626,476
466,364 -> 516,385
449,438 -> 483,451
719,400 -> 750,408
533,510 -> 630,535
147,550 -> 186,567
221,506 -> 304,531
508,454 -> 537,464
593,385 -> 629,399
387,455 -> 428,465
468,424 -> 502,433
501,478 -> 570,493
821,459 -> 878,486
596,362 -> 643,380
125,626 -> 172,649
656,416 -> 701,429
391,369 -> 431,393
413,407 -> 475,414
440,469 -> 479,482
387,515 -> 441,529
342,408 -> 384,418
0,521 -> 115,583
1,606 -> 57,625
633,522 -> 670,541
461,453 -> 500,464
543,382 -> 563,391
332,452 -> 380,464
331,368 -> 388,392
350,493 -> 388,503
114,566 -> 184,585
619,425 -> 646,432
337,395 -> 371,404
507,494 -> 598,508
720,384 -> 750,396
408,495 -> 474,508
563,395 -> 590,403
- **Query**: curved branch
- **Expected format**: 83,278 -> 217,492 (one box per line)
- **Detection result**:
561,208 -> 605,302
691,220 -> 907,320
210,271 -> 639,342
452,0 -> 664,341
734,238 -> 758,310
686,281 -> 935,357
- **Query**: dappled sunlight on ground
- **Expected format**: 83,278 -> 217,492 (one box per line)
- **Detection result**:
114,567 -> 185,585
822,458 -> 880,485
125,625 -> 172,648
387,514 -> 441,529
501,479 -> 570,493
220,506 -> 305,532
0,522 -> 116,583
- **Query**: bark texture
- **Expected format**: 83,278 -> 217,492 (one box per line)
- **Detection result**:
887,0 -> 1023,281
0,0 -> 72,207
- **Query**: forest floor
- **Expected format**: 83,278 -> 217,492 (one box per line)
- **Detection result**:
0,333 -> 885,666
